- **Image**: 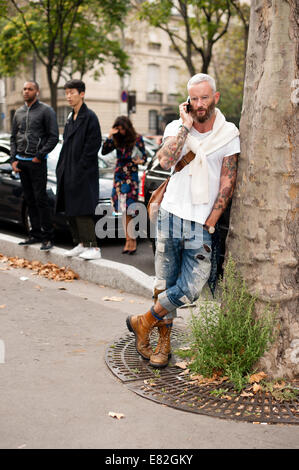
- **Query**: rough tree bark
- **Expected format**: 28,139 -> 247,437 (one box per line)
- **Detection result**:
226,0 -> 299,379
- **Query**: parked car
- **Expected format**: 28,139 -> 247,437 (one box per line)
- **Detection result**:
0,140 -> 124,239
138,151 -> 232,277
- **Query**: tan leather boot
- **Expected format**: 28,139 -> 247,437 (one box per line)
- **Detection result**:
149,324 -> 172,368
126,310 -> 160,360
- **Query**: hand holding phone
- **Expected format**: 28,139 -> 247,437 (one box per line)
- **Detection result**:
186,97 -> 191,113
179,96 -> 193,130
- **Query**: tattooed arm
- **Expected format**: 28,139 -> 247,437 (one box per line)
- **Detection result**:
157,99 -> 193,170
204,153 -> 239,229
157,126 -> 190,170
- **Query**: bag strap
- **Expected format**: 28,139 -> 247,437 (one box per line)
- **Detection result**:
173,151 -> 195,173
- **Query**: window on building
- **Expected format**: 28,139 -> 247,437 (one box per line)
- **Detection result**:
168,67 -> 178,94
148,42 -> 161,51
147,64 -> 160,93
168,66 -> 179,103
57,106 -> 72,127
148,110 -> 158,133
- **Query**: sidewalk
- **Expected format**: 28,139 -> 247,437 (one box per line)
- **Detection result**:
0,232 -> 298,449
1,264 -> 298,450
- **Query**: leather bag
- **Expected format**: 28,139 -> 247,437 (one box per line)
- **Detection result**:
147,151 -> 195,222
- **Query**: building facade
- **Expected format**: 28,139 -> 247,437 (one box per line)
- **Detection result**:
4,20 -> 189,137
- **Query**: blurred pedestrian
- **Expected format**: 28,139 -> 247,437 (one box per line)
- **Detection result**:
11,80 -> 58,251
101,116 -> 146,254
55,79 -> 102,260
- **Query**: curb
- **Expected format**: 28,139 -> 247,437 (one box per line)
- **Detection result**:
0,233 -> 154,297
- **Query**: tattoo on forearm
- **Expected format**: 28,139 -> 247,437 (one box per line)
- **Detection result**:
158,126 -> 189,169
208,154 -> 239,221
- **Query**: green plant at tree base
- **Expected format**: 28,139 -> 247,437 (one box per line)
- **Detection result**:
177,255 -> 278,391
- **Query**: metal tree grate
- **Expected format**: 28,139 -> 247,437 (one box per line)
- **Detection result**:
105,328 -> 299,425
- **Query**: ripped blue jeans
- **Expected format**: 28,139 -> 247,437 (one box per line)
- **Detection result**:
154,207 -> 212,320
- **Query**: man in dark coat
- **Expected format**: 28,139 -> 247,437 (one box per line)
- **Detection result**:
56,79 -> 102,259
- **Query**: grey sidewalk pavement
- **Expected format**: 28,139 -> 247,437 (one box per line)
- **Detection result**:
0,235 -> 299,449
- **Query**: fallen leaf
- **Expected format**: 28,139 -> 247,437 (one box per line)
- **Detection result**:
249,371 -> 267,384
0,304 -> 6,309
175,361 -> 189,369
102,296 -> 124,302
144,379 -> 157,386
190,373 -> 204,381
252,383 -> 262,394
108,411 -> 125,420
178,369 -> 190,376
240,391 -> 254,398
222,395 -> 233,400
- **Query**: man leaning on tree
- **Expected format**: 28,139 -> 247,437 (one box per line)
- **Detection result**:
127,73 -> 240,368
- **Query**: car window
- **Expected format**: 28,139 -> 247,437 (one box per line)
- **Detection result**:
0,147 -> 10,164
99,148 -> 116,167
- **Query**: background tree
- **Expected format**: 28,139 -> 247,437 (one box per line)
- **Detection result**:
133,0 -> 233,75
211,19 -> 248,126
230,0 -> 250,56
0,0 -> 130,111
226,0 -> 299,379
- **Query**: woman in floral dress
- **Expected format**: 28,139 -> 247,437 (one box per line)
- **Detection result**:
102,116 -> 147,254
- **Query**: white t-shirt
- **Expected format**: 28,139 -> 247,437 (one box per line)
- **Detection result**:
161,119 -> 240,224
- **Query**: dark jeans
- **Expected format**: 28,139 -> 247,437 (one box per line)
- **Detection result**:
18,159 -> 54,242
67,215 -> 97,247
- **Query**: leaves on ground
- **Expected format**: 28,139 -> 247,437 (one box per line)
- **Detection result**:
249,371 -> 267,384
174,360 -> 189,370
0,253 -> 79,282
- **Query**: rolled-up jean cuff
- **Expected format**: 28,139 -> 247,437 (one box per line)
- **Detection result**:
158,291 -> 177,319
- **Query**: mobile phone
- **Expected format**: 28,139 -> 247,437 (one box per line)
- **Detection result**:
186,97 -> 191,113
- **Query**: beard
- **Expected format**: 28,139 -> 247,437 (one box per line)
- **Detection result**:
191,100 -> 216,123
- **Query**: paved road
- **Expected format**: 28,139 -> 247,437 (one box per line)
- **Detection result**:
1,265 -> 299,450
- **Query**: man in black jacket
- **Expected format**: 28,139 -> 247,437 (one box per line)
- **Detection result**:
11,81 -> 59,250
55,79 -> 102,260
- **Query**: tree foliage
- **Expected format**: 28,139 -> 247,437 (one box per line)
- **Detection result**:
134,0 -> 234,75
0,0 -> 130,109
212,20 -> 248,126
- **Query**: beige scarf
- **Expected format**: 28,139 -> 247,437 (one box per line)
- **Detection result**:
185,108 -> 239,205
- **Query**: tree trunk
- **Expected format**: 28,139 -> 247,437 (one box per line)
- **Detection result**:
46,66 -> 58,113
226,0 -> 299,379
